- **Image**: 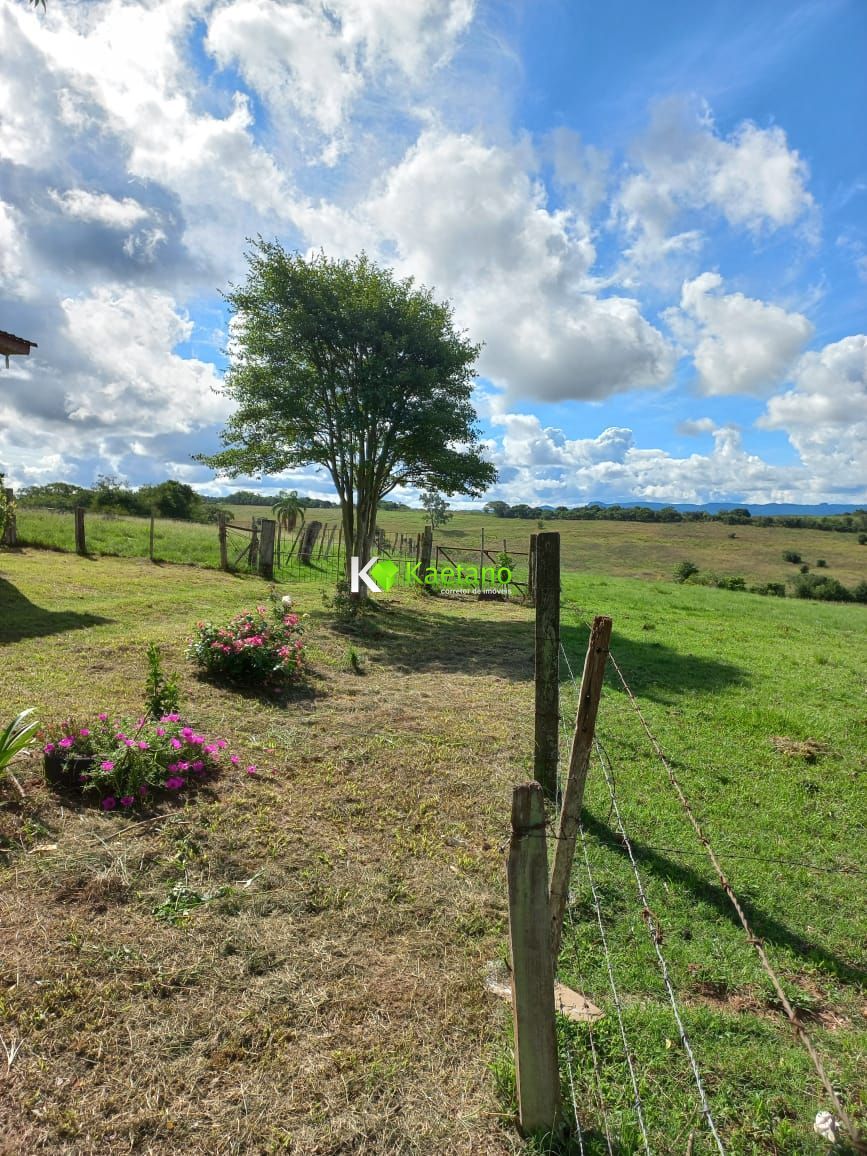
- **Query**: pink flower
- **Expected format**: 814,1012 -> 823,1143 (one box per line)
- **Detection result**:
58,736 -> 74,749
79,728 -> 90,737
165,776 -> 185,790
43,743 -> 55,754
100,760 -> 115,771
101,797 -> 117,810
156,727 -> 165,737
98,713 -> 108,721
216,740 -> 227,749
245,765 -> 257,775
119,796 -> 135,808
138,741 -> 149,750
170,738 -> 182,750
230,754 -> 240,766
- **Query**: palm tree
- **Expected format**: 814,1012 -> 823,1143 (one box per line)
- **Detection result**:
271,491 -> 305,559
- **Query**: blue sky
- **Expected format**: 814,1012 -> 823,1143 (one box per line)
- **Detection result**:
1,0 -> 865,505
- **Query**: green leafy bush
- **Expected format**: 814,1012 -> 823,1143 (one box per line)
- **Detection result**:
783,550 -> 802,563
674,560 -> 698,583
790,574 -> 852,602
751,583 -> 786,597
716,575 -> 747,591
858,534 -> 867,545
852,580 -> 867,603
816,559 -> 827,568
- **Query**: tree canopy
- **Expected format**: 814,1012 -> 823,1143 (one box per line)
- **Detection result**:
198,243 -> 496,587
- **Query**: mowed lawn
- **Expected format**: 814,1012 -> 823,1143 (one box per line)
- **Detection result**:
0,548 -> 865,1153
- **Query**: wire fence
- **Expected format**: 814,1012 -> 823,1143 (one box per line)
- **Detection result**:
552,620 -> 864,1153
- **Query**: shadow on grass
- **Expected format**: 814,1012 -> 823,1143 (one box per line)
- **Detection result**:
582,812 -> 867,990
0,576 -> 112,644
309,599 -> 747,699
190,668 -> 321,709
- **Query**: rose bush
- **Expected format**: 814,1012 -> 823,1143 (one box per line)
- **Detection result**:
187,597 -> 304,686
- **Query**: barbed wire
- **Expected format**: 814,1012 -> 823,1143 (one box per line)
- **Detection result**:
594,740 -> 726,1154
602,644 -> 864,1150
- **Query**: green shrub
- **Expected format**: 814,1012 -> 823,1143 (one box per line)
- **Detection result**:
716,575 -> 747,591
783,550 -> 802,564
853,580 -> 867,603
674,560 -> 699,583
751,583 -> 786,598
791,574 -> 852,602
816,559 -> 827,568
858,533 -> 867,545
799,563 -> 810,573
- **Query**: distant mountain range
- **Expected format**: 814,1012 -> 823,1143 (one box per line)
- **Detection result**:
537,501 -> 865,516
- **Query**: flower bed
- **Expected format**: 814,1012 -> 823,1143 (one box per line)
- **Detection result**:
187,598 -> 304,686
42,714 -> 255,810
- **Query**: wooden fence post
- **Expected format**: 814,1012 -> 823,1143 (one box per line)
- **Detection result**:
249,519 -> 260,572
218,514 -> 228,571
528,533 -> 537,604
259,518 -> 276,581
419,525 -> 433,580
534,532 -> 560,798
508,782 -> 561,1138
74,506 -> 86,556
149,509 -> 156,562
2,488 -> 16,546
549,615 -> 612,962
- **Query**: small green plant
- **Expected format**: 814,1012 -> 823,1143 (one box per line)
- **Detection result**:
144,642 -> 181,720
674,560 -> 699,583
858,533 -> 867,545
0,709 -> 39,779
816,558 -> 827,568
323,579 -> 373,622
716,575 -> 747,591
346,646 -> 365,674
751,583 -> 786,597
783,550 -> 802,564
852,580 -> 867,603
496,551 -> 515,573
799,562 -> 810,573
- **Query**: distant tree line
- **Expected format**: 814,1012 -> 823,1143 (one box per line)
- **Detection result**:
14,478 -> 411,521
482,501 -> 867,535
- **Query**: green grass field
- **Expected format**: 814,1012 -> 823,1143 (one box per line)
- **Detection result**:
0,545 -> 864,1153
15,505 -> 867,595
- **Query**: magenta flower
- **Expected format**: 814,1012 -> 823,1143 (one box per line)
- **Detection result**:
156,727 -> 166,737
58,736 -> 74,749
79,728 -> 90,737
245,765 -> 257,775
98,713 -> 108,721
101,797 -> 117,810
170,738 -> 182,750
44,743 -> 56,754
119,796 -> 135,808
100,760 -> 115,771
138,741 -> 149,750
164,776 -> 185,790
139,785 -> 148,796
230,754 -> 240,766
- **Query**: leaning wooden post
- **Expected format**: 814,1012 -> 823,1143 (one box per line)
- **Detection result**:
74,506 -> 86,556
508,782 -> 561,1138
533,532 -> 560,798
258,517 -> 276,581
549,615 -> 612,963
528,533 -> 537,604
218,514 -> 229,571
148,509 -> 156,562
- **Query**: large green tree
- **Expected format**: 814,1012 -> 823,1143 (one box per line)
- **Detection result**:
198,243 -> 496,591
